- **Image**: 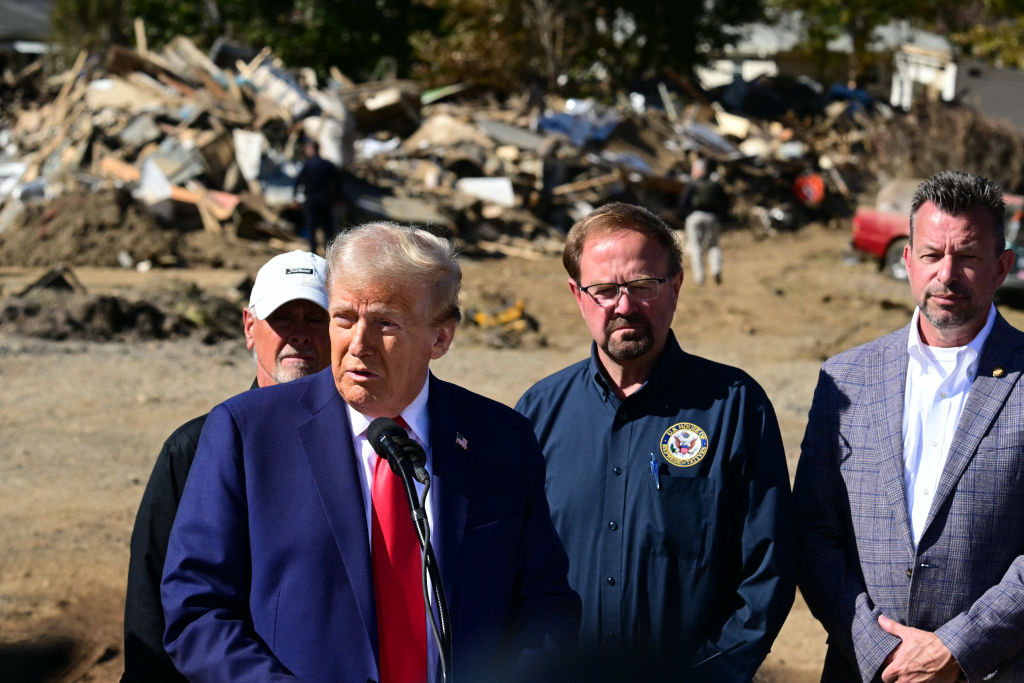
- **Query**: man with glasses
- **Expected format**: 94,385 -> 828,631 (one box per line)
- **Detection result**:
516,202 -> 794,680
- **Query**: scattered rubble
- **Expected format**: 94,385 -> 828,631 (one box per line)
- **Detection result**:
3,31 -> 1023,342
0,32 -> 890,264
0,268 -> 244,343
462,294 -> 546,349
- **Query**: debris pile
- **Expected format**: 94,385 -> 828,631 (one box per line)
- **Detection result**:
0,269 -> 242,343
5,33 -> 1022,342
0,33 -> 910,273
462,295 -> 546,349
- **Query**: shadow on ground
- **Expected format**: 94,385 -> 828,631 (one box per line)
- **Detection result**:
0,637 -> 76,682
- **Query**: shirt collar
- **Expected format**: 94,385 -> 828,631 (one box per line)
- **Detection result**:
586,330 -> 685,400
345,374 -> 431,446
906,304 -> 996,369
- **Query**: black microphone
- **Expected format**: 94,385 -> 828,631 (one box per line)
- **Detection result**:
366,416 -> 452,677
367,417 -> 430,485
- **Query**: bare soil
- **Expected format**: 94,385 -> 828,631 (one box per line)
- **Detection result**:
4,221 -> 1021,682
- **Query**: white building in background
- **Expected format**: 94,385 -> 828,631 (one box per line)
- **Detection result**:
890,44 -> 957,110
697,14 -> 956,109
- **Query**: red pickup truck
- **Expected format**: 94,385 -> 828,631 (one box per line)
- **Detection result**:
851,191 -> 1024,288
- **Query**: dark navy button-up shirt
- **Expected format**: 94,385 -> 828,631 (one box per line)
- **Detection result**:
516,332 -> 795,680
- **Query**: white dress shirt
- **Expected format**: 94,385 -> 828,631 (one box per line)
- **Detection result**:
903,305 -> 995,546
346,377 -> 433,542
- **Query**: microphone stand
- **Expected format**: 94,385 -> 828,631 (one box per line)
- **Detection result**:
393,448 -> 453,681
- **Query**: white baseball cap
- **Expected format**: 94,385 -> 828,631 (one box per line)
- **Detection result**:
248,250 -> 329,319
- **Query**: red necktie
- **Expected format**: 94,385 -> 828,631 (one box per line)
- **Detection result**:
370,418 -> 427,683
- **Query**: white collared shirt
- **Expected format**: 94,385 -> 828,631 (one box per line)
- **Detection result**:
346,376 -> 433,542
903,305 -> 995,546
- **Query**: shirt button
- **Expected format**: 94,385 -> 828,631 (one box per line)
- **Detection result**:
612,466 -> 622,475
608,521 -> 618,530
906,567 -> 913,578
607,576 -> 616,586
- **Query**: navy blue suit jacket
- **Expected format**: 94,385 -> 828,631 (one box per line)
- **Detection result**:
161,368 -> 580,682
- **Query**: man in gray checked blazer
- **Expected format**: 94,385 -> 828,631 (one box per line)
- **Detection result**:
795,170 -> 1024,683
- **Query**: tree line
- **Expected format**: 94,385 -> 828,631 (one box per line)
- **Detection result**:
49,0 -> 1024,96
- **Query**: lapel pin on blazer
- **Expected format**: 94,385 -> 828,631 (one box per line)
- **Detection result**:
455,432 -> 469,450
993,367 -> 1006,377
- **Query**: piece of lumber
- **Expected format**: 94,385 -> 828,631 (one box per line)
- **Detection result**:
98,155 -> 240,220
134,17 -> 148,54
550,171 -> 621,196
49,50 -> 87,128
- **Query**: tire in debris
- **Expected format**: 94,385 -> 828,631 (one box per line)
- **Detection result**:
884,238 -> 908,281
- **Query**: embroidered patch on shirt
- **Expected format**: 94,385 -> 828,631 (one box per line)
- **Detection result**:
660,422 -> 709,468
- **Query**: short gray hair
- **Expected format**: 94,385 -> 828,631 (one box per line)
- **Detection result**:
910,171 -> 1006,253
325,222 -> 462,323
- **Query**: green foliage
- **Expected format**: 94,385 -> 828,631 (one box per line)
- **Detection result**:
590,0 -> 765,88
952,19 -> 1024,69
944,1 -> 1024,70
49,0 -> 441,82
410,0 -> 534,90
768,0 -> 936,86
50,0 -> 131,66
412,0 -> 768,94
50,0 -> 768,93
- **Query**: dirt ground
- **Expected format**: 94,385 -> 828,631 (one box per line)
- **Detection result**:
4,220 -> 1022,682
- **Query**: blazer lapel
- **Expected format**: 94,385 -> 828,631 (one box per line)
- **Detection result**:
926,315 -> 1024,532
296,370 -> 377,650
870,328 -> 915,551
426,375 -> 471,598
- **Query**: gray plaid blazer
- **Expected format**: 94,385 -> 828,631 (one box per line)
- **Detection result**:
795,313 -> 1024,682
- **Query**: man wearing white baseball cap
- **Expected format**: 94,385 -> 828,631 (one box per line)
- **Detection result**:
244,249 -> 331,385
123,249 -> 331,683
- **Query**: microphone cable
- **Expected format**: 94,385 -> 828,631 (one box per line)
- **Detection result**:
394,443 -> 452,681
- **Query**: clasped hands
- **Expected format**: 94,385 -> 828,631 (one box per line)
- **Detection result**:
878,614 -> 964,683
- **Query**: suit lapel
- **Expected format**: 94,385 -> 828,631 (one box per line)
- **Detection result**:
870,328 -> 915,550
426,375 -> 471,599
296,370 -> 377,650
926,315 -> 1024,532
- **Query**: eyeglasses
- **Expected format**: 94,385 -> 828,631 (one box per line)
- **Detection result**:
578,277 -> 668,306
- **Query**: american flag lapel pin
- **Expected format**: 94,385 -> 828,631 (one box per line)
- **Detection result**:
455,432 -> 469,450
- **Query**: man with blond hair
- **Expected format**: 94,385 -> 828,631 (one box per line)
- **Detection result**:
161,223 -> 580,682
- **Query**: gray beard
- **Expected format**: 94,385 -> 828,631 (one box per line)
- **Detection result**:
604,330 -> 654,362
918,286 -> 977,331
921,305 -> 973,330
252,348 -> 317,385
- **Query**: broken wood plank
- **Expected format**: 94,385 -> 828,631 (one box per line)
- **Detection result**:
471,239 -> 547,260
329,66 -> 356,90
134,17 -> 148,54
186,180 -> 224,234
550,171 -> 621,196
98,155 -> 240,220
49,50 -> 87,129
225,71 -> 243,103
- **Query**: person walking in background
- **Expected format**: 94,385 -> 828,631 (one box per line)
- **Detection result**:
517,202 -> 794,681
123,250 -> 331,682
293,139 -> 339,253
796,170 -> 1024,682
677,157 -> 728,285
